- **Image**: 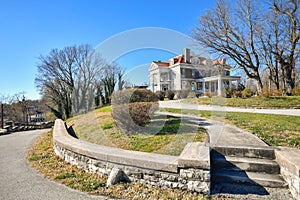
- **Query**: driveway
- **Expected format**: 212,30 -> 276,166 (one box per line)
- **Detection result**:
0,129 -> 107,200
159,100 -> 300,116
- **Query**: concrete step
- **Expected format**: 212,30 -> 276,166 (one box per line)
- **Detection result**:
211,182 -> 270,195
212,169 -> 287,188
212,154 -> 280,174
212,145 -> 276,159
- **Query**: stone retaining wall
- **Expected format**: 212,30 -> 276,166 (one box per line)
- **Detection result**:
275,147 -> 300,200
53,119 -> 210,194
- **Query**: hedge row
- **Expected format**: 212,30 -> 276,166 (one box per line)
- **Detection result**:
111,89 -> 159,135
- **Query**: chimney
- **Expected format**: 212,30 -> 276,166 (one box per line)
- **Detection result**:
222,58 -> 226,64
170,58 -> 174,65
184,48 -> 190,63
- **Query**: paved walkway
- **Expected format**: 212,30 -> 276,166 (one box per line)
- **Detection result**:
159,100 -> 300,116
158,111 -> 267,147
0,129 -> 107,200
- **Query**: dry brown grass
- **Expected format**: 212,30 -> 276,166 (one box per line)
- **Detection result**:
27,131 -> 209,199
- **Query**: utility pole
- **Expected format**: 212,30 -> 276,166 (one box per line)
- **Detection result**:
1,103 -> 3,129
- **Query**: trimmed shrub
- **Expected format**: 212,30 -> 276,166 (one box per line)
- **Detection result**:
242,89 -> 253,98
292,88 -> 300,96
165,90 -> 175,100
155,91 -> 165,101
223,86 -> 233,98
260,88 -> 271,97
272,89 -> 283,97
204,92 -> 212,98
175,90 -> 190,99
111,89 -> 159,135
112,89 -> 158,104
112,102 -> 158,130
130,89 -> 158,102
111,89 -> 134,104
187,92 -> 196,98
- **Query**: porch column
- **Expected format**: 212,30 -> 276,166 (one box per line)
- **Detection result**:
157,72 -> 161,91
202,81 -> 205,93
217,76 -> 222,96
152,74 -> 155,92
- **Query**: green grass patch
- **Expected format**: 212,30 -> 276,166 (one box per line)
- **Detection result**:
29,155 -> 41,161
55,172 -> 75,180
184,96 -> 300,108
82,181 -> 106,192
101,122 -> 114,130
163,108 -> 300,148
96,106 -> 112,112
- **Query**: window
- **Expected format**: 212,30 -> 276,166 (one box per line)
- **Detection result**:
197,82 -> 203,90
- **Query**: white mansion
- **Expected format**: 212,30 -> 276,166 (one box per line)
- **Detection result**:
149,48 -> 240,96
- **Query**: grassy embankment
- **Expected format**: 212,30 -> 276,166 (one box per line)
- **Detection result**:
67,106 -> 206,156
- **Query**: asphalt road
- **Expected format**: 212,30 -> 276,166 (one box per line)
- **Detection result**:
0,129 -> 107,200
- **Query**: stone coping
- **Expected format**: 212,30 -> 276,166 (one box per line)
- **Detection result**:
178,142 -> 210,169
275,147 -> 300,177
0,129 -> 8,135
53,119 -> 210,173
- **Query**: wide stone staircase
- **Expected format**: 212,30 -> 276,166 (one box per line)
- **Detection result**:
210,145 -> 288,195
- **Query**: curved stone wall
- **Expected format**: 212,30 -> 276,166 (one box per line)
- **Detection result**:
53,119 -> 210,193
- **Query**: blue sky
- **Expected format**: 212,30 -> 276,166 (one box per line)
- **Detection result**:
0,0 -> 215,100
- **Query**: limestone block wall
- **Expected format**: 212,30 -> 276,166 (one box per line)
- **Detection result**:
275,147 -> 300,200
53,119 -> 210,194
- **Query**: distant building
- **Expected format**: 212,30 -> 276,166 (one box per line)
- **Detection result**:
149,48 -> 240,96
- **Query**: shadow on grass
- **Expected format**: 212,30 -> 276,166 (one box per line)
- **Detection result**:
147,114 -> 211,136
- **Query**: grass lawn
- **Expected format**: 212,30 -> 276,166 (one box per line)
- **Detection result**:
67,106 -> 207,156
162,108 -> 300,148
183,96 -> 300,108
27,131 -> 207,200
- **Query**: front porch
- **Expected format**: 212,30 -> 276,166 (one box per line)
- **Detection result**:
192,76 -> 240,96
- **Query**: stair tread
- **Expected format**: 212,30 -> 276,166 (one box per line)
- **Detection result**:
213,155 -> 278,165
213,170 -> 285,183
211,182 -> 270,195
212,146 -> 276,159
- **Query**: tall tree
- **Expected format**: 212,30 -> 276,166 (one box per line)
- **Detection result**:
194,0 -> 299,94
72,44 -> 103,114
36,45 -> 87,119
259,10 -> 283,90
194,0 -> 264,91
36,44 -> 125,118
273,0 -> 300,94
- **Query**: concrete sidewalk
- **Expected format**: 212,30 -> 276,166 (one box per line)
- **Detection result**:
159,100 -> 300,116
158,111 -> 267,147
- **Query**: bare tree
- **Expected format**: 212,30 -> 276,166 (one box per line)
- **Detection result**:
194,0 -> 300,94
72,44 -> 103,114
259,10 -> 284,90
194,0 -> 264,91
35,45 -> 96,119
273,0 -> 300,94
99,63 -> 124,105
